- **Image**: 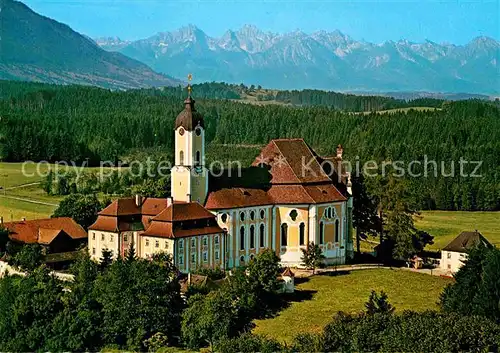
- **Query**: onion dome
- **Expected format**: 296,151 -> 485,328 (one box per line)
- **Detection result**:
175,88 -> 204,131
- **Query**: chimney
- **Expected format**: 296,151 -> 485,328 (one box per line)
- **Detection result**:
167,196 -> 173,207
336,144 -> 344,159
186,193 -> 191,203
135,194 -> 142,207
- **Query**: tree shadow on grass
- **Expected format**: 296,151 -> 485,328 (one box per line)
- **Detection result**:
257,289 -> 317,319
317,270 -> 351,277
294,276 -> 311,285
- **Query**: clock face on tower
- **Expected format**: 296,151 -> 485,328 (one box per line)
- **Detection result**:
179,128 -> 185,136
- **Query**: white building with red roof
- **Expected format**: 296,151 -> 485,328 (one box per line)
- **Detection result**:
88,90 -> 353,271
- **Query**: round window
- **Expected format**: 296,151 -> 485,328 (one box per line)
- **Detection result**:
195,127 -> 202,136
289,209 -> 298,222
221,213 -> 228,223
179,127 -> 185,136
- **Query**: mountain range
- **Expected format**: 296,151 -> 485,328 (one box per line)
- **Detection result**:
95,25 -> 500,94
0,0 -> 180,89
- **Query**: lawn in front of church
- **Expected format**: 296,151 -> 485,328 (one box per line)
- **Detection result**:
253,268 -> 452,343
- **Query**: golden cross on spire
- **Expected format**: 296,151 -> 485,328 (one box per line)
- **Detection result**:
187,73 -> 193,96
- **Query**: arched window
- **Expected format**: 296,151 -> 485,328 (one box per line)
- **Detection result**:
259,224 -> 265,248
195,151 -> 201,166
281,223 -> 288,246
319,221 -> 324,244
240,212 -> 245,222
335,219 -> 340,243
240,226 -> 245,250
179,150 -> 184,165
240,255 -> 245,264
327,207 -> 332,219
250,225 -> 255,249
299,222 -> 305,245
250,211 -> 255,220
260,209 -> 265,219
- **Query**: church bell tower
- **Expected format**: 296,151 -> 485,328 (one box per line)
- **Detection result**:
171,76 -> 208,204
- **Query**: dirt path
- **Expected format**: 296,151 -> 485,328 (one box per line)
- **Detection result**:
4,182 -> 41,190
0,194 -> 58,207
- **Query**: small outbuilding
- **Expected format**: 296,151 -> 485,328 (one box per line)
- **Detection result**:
2,217 -> 87,254
440,230 -> 492,274
280,267 -> 295,293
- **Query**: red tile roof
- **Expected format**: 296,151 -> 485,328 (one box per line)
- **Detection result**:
303,184 -> 347,203
142,198 -> 171,216
266,184 -> 315,204
206,138 -> 348,209
153,202 -> 216,222
88,216 -> 119,232
3,217 -> 87,244
252,139 -> 332,184
143,201 -> 224,238
38,229 -> 63,245
98,197 -> 169,217
205,188 -> 272,210
91,197 -> 224,239
206,183 -> 346,210
142,222 -> 223,239
281,267 -> 295,277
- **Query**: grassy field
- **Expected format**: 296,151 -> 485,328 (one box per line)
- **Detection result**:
0,197 -> 57,221
359,106 -> 441,114
253,269 -> 452,343
0,162 -> 98,221
357,210 -> 500,252
416,210 -> 500,249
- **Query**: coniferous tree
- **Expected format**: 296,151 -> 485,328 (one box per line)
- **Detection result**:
99,249 -> 113,269
126,242 -> 136,263
365,290 -> 395,315
301,242 -> 325,274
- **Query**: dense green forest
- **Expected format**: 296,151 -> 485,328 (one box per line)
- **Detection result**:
1,80 -> 499,211
154,82 -> 447,111
274,89 -> 445,110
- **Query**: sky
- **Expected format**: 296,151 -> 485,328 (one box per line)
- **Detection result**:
22,0 -> 499,44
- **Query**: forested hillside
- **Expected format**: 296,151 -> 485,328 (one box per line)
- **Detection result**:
1,80 -> 498,211
156,83 -> 447,111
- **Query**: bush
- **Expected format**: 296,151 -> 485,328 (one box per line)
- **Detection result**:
216,333 -> 283,353
192,266 -> 225,280
440,246 -> 500,321
291,332 -> 324,352
8,244 -> 43,271
316,311 -> 500,352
